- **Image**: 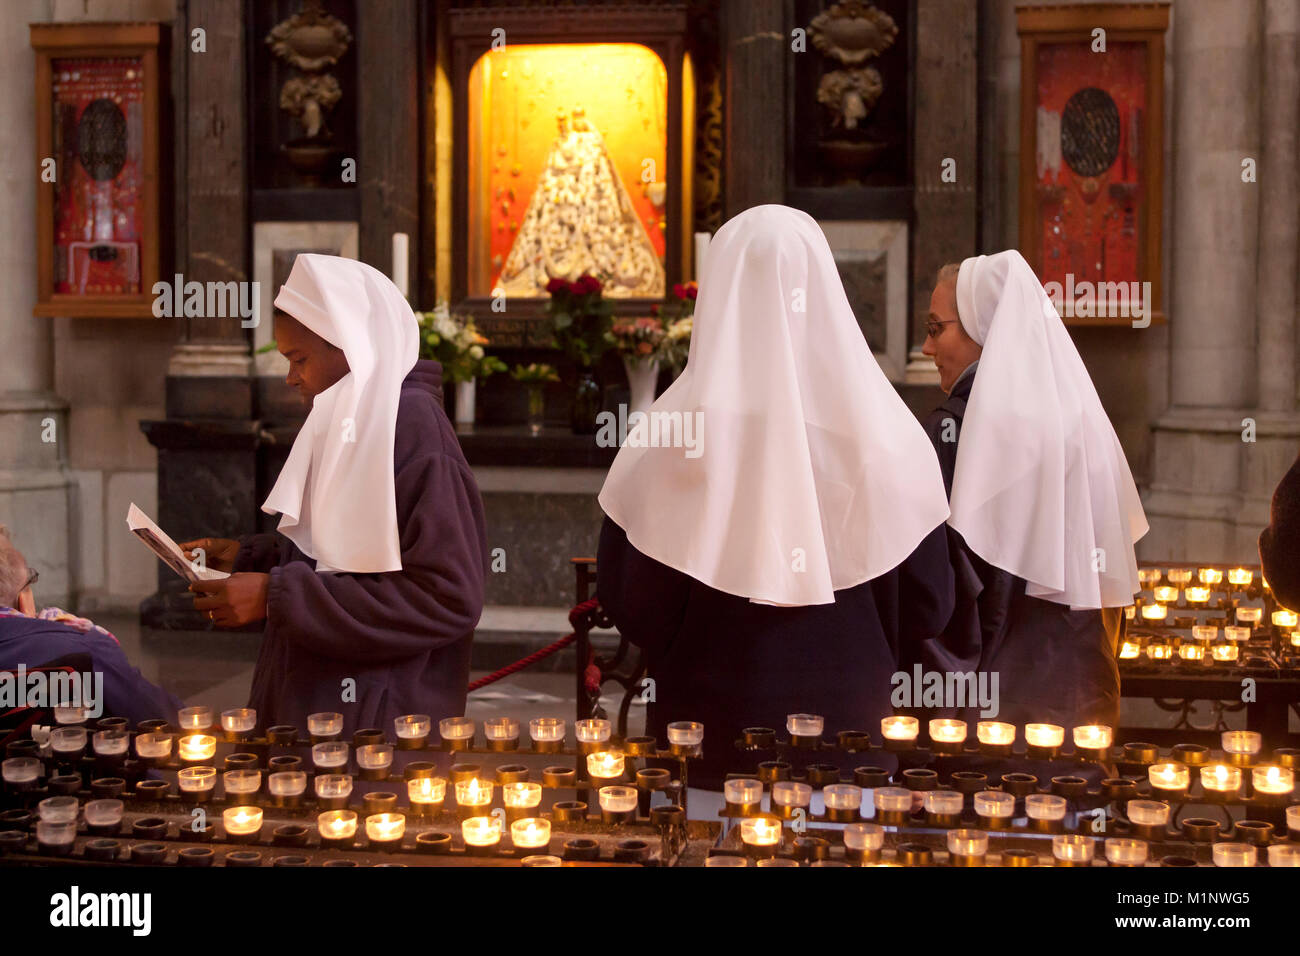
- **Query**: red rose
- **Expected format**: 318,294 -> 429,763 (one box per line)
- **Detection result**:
545,277 -> 567,294
650,304 -> 660,316
579,275 -> 602,295
685,283 -> 698,300
672,283 -> 686,299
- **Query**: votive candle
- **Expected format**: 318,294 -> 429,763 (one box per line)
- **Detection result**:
178,706 -> 213,731
1073,725 -> 1113,751
1211,843 -> 1256,867
881,716 -> 918,741
1227,568 -> 1253,586
366,812 -> 406,844
929,719 -> 967,744
223,806 -> 263,836
177,766 -> 217,794
461,815 -> 501,847
178,734 -> 216,762
407,776 -> 447,805
529,718 -> 566,745
587,750 -> 625,780
1153,586 -> 1179,603
1025,724 -> 1065,748
574,719 -> 612,745
1221,731 -> 1262,756
977,721 -> 1016,746
220,708 -> 256,735
454,777 -> 493,809
511,817 -> 551,850
317,809 -> 357,840
1200,764 -> 1241,793
1141,604 -> 1168,621
1272,610 -> 1298,628
1148,762 -> 1189,791
1252,765 -> 1294,795
739,816 -> 781,847
787,714 -> 824,738
667,721 -> 704,747
1198,568 -> 1222,586
502,781 -> 542,809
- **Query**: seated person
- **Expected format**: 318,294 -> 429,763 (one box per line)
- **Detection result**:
0,525 -> 182,726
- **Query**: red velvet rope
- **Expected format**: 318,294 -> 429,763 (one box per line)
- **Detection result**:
467,598 -> 603,692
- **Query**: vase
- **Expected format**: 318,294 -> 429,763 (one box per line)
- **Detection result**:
454,379 -> 476,432
526,384 -> 545,437
570,370 -> 601,435
622,355 -> 660,417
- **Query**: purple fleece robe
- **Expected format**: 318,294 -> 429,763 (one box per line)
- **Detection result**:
235,360 -> 487,737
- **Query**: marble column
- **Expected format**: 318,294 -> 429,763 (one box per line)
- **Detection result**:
1144,0 -> 1300,562
905,0 -> 978,385
0,0 -> 73,609
721,0 -> 784,217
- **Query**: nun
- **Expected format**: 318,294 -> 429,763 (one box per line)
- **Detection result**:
181,254 -> 488,736
919,250 -> 1148,740
596,204 -> 956,802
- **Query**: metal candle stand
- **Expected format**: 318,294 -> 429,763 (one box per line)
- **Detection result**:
704,724 -> 1300,866
0,716 -> 708,867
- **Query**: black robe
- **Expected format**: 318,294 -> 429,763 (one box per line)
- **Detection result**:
235,360 -> 488,739
918,368 -> 1123,788
1260,450 -> 1300,611
596,517 -> 955,790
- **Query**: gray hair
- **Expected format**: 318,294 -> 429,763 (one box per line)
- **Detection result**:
0,524 -> 28,608
935,262 -> 961,286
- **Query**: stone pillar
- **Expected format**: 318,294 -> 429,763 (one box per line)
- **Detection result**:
0,0 -> 73,609
905,0 -> 978,385
1143,0 -> 1300,562
721,0 -> 784,217
1256,0 -> 1298,413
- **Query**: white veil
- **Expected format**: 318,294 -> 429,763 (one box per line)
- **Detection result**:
950,249 -> 1148,608
262,254 -> 419,573
598,204 -> 951,606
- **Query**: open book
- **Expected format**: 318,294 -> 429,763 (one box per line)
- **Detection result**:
127,503 -> 230,583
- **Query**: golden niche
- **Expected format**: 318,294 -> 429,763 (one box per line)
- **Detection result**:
467,43 -> 668,299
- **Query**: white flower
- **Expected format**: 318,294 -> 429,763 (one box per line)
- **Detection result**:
469,345 -> 484,360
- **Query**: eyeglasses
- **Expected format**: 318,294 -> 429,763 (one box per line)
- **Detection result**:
925,319 -> 958,340
21,567 -> 38,592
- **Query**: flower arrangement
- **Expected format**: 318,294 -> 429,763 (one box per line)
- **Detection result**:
546,274 -> 614,368
654,281 -> 697,370
509,362 -> 560,384
415,302 -> 507,384
607,317 -> 666,359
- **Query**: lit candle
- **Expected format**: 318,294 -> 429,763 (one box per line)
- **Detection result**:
1200,764 -> 1241,793
223,769 -> 261,797
1290,630 -> 1300,648
1148,762 -> 1189,791
1119,641 -> 1140,659
1141,604 -> 1168,621
1192,625 -> 1219,643
502,782 -> 542,809
666,721 -> 704,747
1153,586 -> 1179,603
1272,610 -> 1298,628
394,714 -> 431,741
1167,568 -> 1193,585
1125,606 -> 1136,620
366,812 -> 406,845
574,719 -> 612,745
178,734 -> 216,762
314,774 -> 352,801
439,717 -> 475,747
1198,568 -> 1222,586
461,815 -> 501,848
1105,838 -> 1148,866
1178,644 -> 1205,661
528,717 -> 566,746
1268,845 -> 1300,867
977,721 -> 1016,746
177,766 -> 217,795
1211,643 -> 1239,661
1126,800 -> 1171,827
787,713 -> 824,738
1184,586 -> 1210,604
312,742 -> 349,770
1224,625 -> 1251,642
586,750 -> 625,780
598,785 -> 639,814
1221,731 -> 1262,756
223,806 -> 263,837
928,719 -> 967,744
1146,641 -> 1172,660
1025,724 -> 1065,748
220,708 -> 256,735
511,817 -> 551,850
308,712 -> 343,738
1236,606 -> 1263,624
317,809 -> 357,840
1252,765 -> 1294,795
1227,568 -> 1252,586
1073,725 -> 1113,751
881,716 -> 919,741
1138,568 -> 1161,586
1052,834 -> 1094,864
407,776 -> 447,806
178,706 -> 213,731
454,777 -> 493,809
391,232 -> 409,299
134,732 -> 171,760
738,816 -> 781,847
1211,843 -> 1256,867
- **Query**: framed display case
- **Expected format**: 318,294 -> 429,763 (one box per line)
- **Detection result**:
31,21 -> 165,318
447,4 -> 691,345
1017,4 -> 1169,326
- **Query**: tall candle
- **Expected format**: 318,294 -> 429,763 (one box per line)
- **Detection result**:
693,232 -> 710,283
392,233 -> 409,298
